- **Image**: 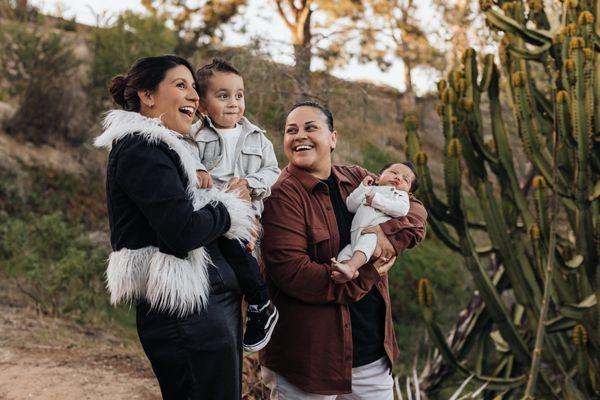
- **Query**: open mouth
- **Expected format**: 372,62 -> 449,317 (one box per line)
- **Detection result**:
179,106 -> 195,119
293,144 -> 314,152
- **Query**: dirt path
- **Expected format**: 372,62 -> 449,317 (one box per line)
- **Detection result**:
0,297 -> 161,400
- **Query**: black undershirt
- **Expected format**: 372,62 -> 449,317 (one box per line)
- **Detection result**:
321,175 -> 386,368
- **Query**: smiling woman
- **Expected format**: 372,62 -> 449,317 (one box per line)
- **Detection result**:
95,55 -> 257,399
259,101 -> 428,399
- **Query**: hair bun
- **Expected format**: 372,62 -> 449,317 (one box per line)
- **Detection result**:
108,75 -> 128,109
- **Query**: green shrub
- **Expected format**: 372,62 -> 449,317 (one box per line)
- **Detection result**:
89,11 -> 178,112
0,163 -> 107,228
0,21 -> 92,144
0,212 -> 110,318
388,234 -> 471,374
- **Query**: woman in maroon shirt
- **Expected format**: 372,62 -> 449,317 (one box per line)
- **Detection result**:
259,101 -> 428,399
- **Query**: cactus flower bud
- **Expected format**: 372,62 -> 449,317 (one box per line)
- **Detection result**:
480,0 -> 493,11
512,71 -> 526,87
442,88 -> 457,105
569,37 -> 584,52
437,104 -> 445,116
566,23 -> 578,36
532,175 -> 547,189
528,223 -> 540,241
448,138 -> 462,157
578,11 -> 593,25
404,115 -> 418,131
460,98 -> 474,112
415,152 -> 428,166
502,2 -> 514,13
572,324 -> 588,346
418,278 -> 432,306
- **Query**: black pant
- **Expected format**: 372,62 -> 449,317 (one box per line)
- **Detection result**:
218,237 -> 269,306
136,244 -> 243,400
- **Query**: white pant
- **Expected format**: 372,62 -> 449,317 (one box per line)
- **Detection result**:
261,357 -> 393,400
338,231 -> 377,262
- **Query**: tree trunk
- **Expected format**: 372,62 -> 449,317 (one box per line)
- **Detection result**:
293,43 -> 312,100
15,0 -> 28,20
292,7 -> 312,100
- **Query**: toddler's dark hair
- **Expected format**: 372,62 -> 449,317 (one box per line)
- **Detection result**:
379,161 -> 419,193
195,58 -> 242,98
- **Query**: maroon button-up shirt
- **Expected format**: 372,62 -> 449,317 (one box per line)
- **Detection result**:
259,163 -> 428,395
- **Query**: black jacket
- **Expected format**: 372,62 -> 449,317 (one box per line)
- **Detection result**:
96,110 -> 255,317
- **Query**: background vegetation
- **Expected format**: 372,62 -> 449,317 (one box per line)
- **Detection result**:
3,0 -> 590,398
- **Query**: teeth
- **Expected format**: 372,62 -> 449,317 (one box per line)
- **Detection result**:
295,145 -> 313,151
179,106 -> 194,115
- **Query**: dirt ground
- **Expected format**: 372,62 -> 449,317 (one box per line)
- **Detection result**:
0,285 -> 268,400
0,292 -> 161,400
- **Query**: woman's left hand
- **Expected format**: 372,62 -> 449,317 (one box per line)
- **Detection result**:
361,225 -> 397,275
225,177 -> 251,203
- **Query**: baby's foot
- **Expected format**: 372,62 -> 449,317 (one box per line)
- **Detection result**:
331,258 -> 357,283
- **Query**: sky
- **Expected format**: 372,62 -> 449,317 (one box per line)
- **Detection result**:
31,0 -> 441,94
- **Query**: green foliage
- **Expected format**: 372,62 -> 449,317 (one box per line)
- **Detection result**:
0,0 -> 40,21
388,234 -> 471,374
0,20 -> 91,144
0,212 -> 109,318
89,11 -> 178,112
412,0 -> 600,397
354,142 -> 392,174
0,163 -> 107,227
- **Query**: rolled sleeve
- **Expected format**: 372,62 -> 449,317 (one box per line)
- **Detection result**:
379,197 -> 427,255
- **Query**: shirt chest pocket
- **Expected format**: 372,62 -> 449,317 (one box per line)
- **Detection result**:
240,146 -> 263,174
308,226 -> 330,263
197,136 -> 220,170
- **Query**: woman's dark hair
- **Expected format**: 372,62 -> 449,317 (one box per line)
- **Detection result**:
288,101 -> 334,131
379,161 -> 419,193
109,55 -> 197,112
195,58 -> 242,98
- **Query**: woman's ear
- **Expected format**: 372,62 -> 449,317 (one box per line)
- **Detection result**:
138,89 -> 154,108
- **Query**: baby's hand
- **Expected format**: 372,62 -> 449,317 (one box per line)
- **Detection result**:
365,192 -> 374,206
362,176 -> 375,186
196,170 -> 213,189
330,258 -> 358,284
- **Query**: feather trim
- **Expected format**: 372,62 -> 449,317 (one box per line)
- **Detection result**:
145,247 -> 212,317
95,110 -> 198,195
105,246 -> 155,305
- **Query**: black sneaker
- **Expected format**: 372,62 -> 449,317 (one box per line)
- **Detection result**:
243,300 -> 279,352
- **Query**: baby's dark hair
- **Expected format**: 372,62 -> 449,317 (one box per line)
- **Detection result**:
288,101 -> 334,131
379,161 -> 419,193
195,58 -> 241,98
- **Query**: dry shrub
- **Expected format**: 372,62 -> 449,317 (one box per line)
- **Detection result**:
0,21 -> 92,145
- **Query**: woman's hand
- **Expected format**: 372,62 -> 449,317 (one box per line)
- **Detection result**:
361,225 -> 397,276
196,170 -> 213,189
225,177 -> 251,203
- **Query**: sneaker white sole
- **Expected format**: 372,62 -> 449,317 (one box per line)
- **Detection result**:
243,307 -> 279,352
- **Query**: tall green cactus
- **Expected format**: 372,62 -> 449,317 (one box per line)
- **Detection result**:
409,0 -> 600,398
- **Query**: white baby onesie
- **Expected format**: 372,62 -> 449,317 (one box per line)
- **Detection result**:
338,183 -> 410,262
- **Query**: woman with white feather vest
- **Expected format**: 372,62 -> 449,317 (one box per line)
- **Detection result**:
94,55 -> 257,399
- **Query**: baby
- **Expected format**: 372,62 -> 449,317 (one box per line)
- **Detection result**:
186,58 -> 280,352
332,162 -> 417,282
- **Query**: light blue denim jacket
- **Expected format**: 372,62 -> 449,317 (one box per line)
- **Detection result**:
187,116 -> 280,213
